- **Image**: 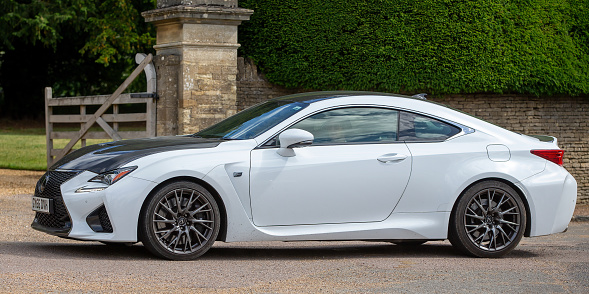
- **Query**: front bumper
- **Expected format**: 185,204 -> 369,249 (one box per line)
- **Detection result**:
32,170 -> 157,242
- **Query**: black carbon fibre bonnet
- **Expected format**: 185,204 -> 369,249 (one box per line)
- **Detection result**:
50,136 -> 222,174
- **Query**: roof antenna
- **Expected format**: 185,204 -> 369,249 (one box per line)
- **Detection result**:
412,93 -> 428,100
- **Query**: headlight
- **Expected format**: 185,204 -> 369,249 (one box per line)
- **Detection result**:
76,167 -> 137,193
89,166 -> 137,185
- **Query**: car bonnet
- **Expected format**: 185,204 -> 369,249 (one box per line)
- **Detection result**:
50,136 -> 223,174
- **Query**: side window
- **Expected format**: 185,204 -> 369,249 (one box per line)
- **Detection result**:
399,112 -> 461,142
286,107 -> 399,145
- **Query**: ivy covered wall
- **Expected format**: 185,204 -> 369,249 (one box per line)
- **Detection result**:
238,0 -> 589,96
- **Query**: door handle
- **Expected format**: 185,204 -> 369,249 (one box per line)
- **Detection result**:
377,153 -> 407,163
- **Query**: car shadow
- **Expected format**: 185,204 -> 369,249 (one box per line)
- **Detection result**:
203,243 -> 539,260
0,240 -> 539,261
0,241 -> 155,260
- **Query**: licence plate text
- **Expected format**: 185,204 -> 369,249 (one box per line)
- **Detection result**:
32,196 -> 52,214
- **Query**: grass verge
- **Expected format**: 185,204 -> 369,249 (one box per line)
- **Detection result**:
0,128 -> 110,171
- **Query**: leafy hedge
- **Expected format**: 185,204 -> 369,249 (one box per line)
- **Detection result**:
239,0 -> 589,96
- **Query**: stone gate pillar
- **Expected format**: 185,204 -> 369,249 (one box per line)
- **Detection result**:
142,0 -> 253,135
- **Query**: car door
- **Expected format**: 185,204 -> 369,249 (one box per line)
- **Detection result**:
249,107 -> 412,226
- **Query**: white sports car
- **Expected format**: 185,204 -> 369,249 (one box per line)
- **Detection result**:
32,91 -> 577,260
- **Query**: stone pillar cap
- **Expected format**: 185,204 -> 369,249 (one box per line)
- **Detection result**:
143,4 -> 253,24
157,0 -> 238,9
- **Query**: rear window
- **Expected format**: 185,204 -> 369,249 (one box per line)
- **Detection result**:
399,112 -> 461,141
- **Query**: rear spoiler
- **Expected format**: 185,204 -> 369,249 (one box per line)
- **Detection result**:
526,134 -> 557,145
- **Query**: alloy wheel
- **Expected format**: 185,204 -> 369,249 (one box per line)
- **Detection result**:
449,180 -> 526,258
151,188 -> 216,254
463,188 -> 521,251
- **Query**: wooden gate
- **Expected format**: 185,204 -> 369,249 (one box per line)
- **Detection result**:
45,53 -> 157,168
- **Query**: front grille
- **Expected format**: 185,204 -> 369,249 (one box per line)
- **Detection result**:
33,171 -> 80,231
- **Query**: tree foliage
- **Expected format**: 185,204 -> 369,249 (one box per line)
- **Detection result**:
239,0 -> 589,96
0,0 -> 155,65
0,0 -> 156,119
0,0 -> 85,50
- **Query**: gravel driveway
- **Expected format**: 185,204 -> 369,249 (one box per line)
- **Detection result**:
1,169 -> 587,293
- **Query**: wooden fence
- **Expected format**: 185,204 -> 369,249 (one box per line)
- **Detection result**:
45,53 -> 157,168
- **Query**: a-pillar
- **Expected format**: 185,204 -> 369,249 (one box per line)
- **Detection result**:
142,0 -> 253,135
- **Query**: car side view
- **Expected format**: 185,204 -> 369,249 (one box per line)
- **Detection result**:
31,91 -> 577,260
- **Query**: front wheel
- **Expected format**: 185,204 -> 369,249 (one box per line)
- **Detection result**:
449,181 -> 526,258
139,181 -> 220,260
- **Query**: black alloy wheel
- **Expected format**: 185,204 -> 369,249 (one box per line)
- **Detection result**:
139,181 -> 220,260
449,180 -> 526,258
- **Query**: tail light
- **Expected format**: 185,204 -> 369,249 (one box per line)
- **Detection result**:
531,150 -> 564,166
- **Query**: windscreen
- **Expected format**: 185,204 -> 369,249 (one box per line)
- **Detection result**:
195,100 -> 308,140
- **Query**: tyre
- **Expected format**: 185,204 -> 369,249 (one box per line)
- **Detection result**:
449,180 -> 526,258
139,181 -> 220,260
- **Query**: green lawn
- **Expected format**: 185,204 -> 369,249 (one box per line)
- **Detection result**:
0,128 -> 110,170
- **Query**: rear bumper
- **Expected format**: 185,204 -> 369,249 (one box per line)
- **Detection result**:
517,163 -> 577,237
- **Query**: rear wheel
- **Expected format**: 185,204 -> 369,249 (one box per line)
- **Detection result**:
449,181 -> 526,258
139,181 -> 220,260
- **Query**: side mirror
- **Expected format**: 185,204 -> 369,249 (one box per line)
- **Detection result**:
276,129 -> 314,157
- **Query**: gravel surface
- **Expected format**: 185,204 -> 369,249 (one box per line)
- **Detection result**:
1,169 -> 587,293
0,169 -> 44,197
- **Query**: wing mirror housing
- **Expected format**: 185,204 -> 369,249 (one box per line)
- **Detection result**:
276,129 -> 314,157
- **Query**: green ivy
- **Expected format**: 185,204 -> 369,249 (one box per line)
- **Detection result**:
239,0 -> 589,96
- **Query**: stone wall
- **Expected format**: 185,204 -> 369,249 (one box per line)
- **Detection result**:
236,57 -> 299,111
236,58 -> 589,203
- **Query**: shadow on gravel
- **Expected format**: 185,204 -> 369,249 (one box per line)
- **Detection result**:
204,243 -> 459,261
0,242 -> 155,261
0,241 -> 538,260
203,244 -> 538,261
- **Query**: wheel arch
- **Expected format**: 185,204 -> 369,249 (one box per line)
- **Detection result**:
449,177 -> 532,238
137,176 -> 228,242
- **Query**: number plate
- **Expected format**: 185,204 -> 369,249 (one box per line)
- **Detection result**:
32,196 -> 52,214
